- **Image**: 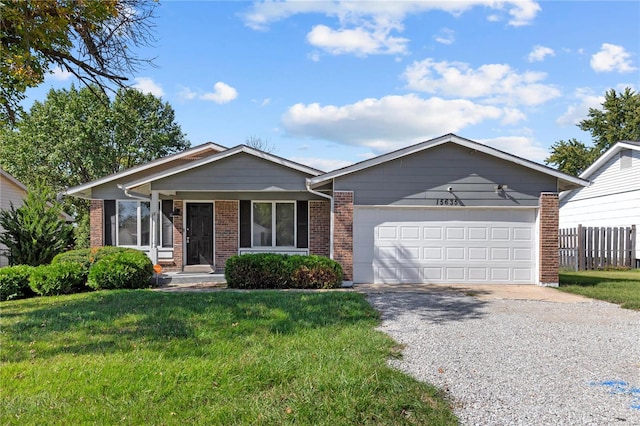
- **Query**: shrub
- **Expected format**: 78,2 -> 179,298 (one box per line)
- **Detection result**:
0,181 -> 74,266
29,262 -> 86,296
52,246 -> 140,285
87,250 -> 153,290
225,254 -> 343,289
0,265 -> 36,301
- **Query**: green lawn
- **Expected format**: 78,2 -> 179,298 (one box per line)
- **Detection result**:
558,269 -> 640,310
0,290 -> 456,425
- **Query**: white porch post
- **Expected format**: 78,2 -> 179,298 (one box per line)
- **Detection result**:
150,191 -> 159,264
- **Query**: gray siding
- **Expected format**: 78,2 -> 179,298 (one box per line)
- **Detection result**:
151,153 -> 313,192
334,143 -> 557,207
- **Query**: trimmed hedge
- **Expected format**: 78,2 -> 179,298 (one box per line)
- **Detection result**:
225,254 -> 343,289
29,262 -> 86,296
0,265 -> 36,301
87,250 -> 153,290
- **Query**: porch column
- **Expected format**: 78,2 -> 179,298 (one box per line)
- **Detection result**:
150,191 -> 159,264
333,191 -> 354,282
539,192 -> 559,286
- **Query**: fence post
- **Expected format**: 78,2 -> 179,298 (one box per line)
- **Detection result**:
632,225 -> 637,268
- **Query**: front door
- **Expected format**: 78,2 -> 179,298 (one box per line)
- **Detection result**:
186,203 -> 213,265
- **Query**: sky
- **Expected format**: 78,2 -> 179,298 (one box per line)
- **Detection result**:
24,0 -> 640,172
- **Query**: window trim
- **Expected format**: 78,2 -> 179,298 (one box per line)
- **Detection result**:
116,200 -> 150,247
250,201 -> 297,248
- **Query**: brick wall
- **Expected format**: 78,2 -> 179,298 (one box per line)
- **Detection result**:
215,200 -> 239,271
89,200 -> 103,248
539,192 -> 559,286
160,200 -> 184,272
333,191 -> 354,281
309,200 -> 330,257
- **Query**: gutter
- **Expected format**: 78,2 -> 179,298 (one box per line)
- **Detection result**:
117,184 -> 151,201
305,179 -> 334,260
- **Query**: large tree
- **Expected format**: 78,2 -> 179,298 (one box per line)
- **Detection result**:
546,87 -> 640,176
1,0 -> 156,125
0,85 -> 189,245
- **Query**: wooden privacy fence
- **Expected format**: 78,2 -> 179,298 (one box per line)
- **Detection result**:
559,225 -> 637,270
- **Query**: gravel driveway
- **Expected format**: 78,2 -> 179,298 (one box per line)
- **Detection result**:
363,286 -> 640,425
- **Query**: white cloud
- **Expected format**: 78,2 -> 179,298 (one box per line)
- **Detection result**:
478,136 -> 549,163
178,86 -> 198,101
528,45 -> 555,62
200,82 -> 238,104
591,43 -> 636,73
243,1 -> 540,57
132,77 -> 164,97
282,94 -> 507,152
306,24 -> 408,56
556,88 -> 604,127
49,66 -> 73,81
289,156 -> 353,172
434,28 -> 455,45
403,58 -> 560,106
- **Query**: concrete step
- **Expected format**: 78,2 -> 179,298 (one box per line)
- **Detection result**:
152,272 -> 226,286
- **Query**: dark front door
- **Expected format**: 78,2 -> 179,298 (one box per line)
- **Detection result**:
186,203 -> 213,265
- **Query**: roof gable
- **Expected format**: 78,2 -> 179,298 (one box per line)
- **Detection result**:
578,141 -> 640,179
0,168 -> 28,193
123,145 -> 324,191
64,142 -> 227,198
309,133 -> 588,192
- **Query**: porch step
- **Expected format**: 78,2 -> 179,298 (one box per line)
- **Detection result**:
183,264 -> 214,273
152,272 -> 226,286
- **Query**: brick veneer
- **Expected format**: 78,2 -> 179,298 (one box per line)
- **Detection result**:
159,200 -> 184,272
89,200 -> 103,248
215,200 -> 239,271
333,191 -> 354,281
309,200 -> 330,257
539,193 -> 559,286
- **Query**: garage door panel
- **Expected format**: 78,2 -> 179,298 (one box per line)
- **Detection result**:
354,207 -> 536,284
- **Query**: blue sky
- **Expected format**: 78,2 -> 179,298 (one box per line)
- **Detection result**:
26,1 -> 640,171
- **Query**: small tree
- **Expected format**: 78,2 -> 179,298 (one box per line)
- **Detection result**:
0,182 -> 74,266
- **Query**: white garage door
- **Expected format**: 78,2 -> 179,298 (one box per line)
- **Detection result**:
353,207 -> 537,284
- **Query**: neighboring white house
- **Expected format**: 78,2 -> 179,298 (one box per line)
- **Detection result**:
559,141 -> 640,264
0,168 -> 28,267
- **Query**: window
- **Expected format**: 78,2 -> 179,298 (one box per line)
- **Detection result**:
252,201 -> 295,247
114,200 -> 173,248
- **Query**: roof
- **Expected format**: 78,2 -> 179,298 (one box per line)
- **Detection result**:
0,168 -> 28,193
578,141 -> 640,180
308,133 -> 589,192
123,144 -> 324,190
64,142 -> 227,198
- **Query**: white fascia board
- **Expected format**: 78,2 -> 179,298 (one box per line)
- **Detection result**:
123,145 -> 323,190
309,133 -> 589,190
64,142 -> 227,197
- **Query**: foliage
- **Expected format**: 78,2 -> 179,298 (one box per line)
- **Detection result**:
559,270 -> 640,310
0,85 -> 189,237
0,0 -> 157,125
52,246 -> 138,284
29,262 -> 86,296
546,87 -> 640,175
245,136 -> 276,153
225,254 -> 343,289
87,250 -> 153,290
545,138 -> 598,177
0,265 -> 35,301
0,291 -> 457,424
0,182 -> 73,266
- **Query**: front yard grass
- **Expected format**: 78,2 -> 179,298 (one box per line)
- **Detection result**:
0,290 -> 456,425
558,269 -> 640,310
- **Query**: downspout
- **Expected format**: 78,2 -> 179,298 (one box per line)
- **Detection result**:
305,179 -> 334,260
117,185 -> 151,202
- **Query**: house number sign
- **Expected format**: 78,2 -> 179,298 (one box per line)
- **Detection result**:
435,198 -> 460,206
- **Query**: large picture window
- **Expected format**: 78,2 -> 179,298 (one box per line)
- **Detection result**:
252,202 -> 295,247
117,200 -> 151,247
